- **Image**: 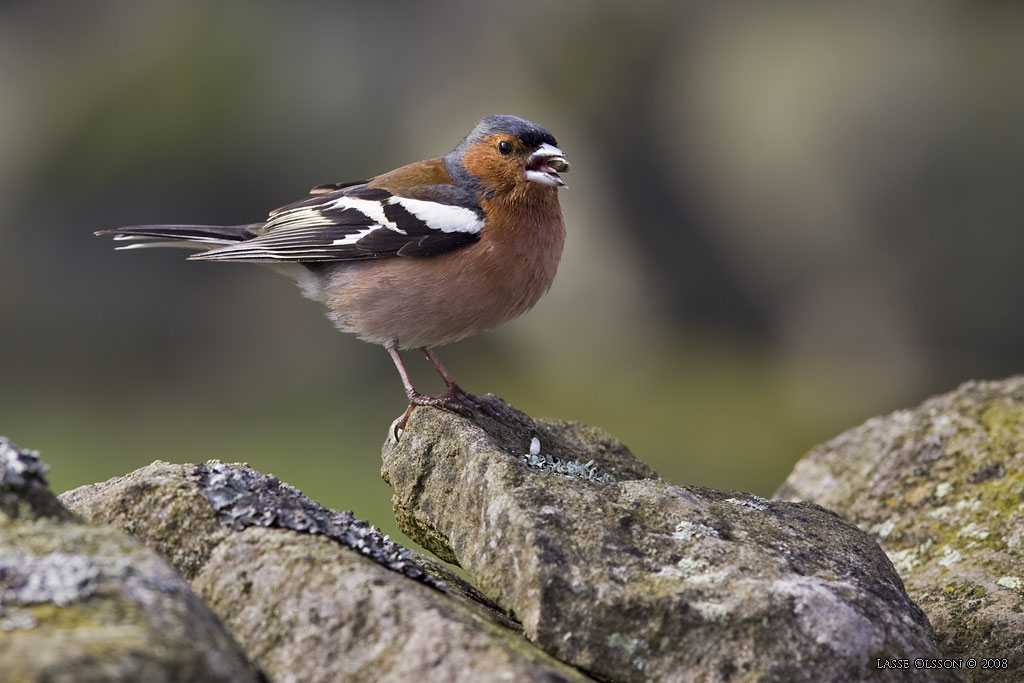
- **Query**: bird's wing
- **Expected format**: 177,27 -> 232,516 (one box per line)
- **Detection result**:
190,159 -> 484,263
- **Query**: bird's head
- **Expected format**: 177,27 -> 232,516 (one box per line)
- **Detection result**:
446,115 -> 570,196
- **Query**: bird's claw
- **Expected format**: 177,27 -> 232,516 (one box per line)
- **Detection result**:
391,405 -> 415,440
450,389 -> 503,420
392,388 -> 501,439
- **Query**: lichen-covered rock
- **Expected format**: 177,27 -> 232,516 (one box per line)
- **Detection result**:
0,437 -> 74,521
62,459 -> 594,683
0,438 -> 265,683
383,398 -> 955,683
777,377 -> 1024,680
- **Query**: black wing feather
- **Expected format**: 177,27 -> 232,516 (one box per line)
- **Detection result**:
189,183 -> 483,263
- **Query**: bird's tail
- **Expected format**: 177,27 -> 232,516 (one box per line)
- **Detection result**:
94,224 -> 261,251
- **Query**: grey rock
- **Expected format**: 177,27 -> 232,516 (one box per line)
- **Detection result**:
0,437 -> 49,487
383,397 -> 956,683
0,436 -> 72,520
777,377 -> 1024,680
0,438 -> 265,683
194,461 -> 441,587
0,552 -> 99,606
63,459 -> 594,683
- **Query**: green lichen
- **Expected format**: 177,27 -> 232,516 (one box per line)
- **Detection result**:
25,598 -> 141,630
942,580 -> 987,600
867,399 -> 1024,573
978,401 -> 1024,441
780,378 -> 1024,676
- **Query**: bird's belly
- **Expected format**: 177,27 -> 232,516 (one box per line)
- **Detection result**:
313,242 -> 559,349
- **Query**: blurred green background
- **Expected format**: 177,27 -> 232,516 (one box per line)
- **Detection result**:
3,2 -> 1023,548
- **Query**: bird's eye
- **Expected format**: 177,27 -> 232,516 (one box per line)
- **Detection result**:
497,140 -> 512,155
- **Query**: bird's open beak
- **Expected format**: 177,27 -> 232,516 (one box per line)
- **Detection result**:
525,143 -> 570,187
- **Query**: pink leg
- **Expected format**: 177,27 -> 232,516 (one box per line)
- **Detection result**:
385,341 -> 473,434
386,341 -> 422,401
421,347 -> 500,417
421,347 -> 469,395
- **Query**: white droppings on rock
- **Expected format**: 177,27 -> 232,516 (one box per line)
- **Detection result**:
934,482 -> 952,499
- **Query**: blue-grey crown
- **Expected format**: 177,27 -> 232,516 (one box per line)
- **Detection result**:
448,115 -> 557,160
442,115 -> 558,205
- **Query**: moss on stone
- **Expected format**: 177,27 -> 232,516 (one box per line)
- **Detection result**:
778,377 -> 1024,680
384,396 -> 954,683
63,457 -> 592,682
1,448 -> 265,681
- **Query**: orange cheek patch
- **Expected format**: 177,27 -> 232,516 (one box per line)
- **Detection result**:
462,142 -> 520,193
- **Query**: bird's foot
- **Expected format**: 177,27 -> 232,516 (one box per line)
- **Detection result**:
443,386 -> 503,420
391,390 -> 472,439
391,388 -> 500,438
416,390 -> 477,417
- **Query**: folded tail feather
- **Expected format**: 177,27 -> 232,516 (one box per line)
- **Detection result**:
95,224 -> 261,251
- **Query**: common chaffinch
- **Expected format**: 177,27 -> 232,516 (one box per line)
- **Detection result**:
97,115 -> 570,431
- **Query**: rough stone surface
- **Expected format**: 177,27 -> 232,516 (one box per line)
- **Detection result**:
0,437 -> 73,520
390,399 -> 658,566
193,461 -> 441,588
0,438 -> 265,683
383,397 -> 956,683
778,377 -> 1024,681
63,459 -> 594,683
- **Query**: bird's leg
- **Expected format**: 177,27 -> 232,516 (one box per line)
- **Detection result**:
420,347 -> 472,399
421,347 -> 501,418
385,341 -> 472,434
